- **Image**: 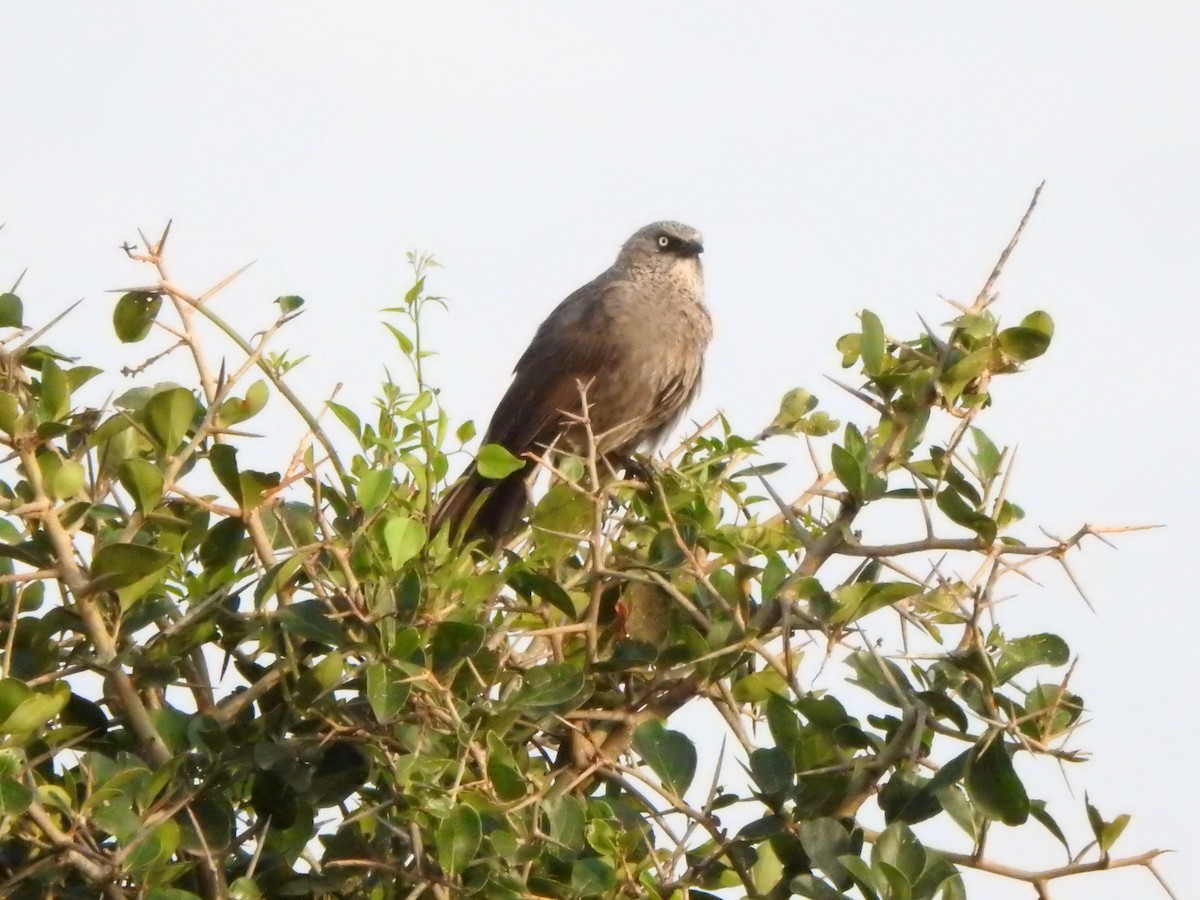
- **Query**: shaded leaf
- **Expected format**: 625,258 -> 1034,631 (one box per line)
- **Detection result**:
113,291 -> 163,343
966,734 -> 1029,825
90,543 -> 172,592
437,804 -> 481,875
510,662 -> 586,711
831,445 -> 865,500
571,857 -> 616,896
632,720 -> 696,796
119,458 -> 165,515
994,633 -> 1069,683
0,292 -> 23,328
144,387 -> 197,451
365,662 -> 410,724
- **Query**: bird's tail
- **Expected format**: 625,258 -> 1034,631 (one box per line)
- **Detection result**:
429,460 -> 533,547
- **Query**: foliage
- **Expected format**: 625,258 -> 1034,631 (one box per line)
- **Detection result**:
0,199 -> 1171,899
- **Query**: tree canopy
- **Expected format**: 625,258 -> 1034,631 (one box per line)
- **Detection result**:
0,195 -> 1173,899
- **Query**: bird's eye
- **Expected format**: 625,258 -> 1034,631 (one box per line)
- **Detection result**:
657,235 -> 671,249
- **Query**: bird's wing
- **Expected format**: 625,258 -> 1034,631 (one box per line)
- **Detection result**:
482,277 -> 629,455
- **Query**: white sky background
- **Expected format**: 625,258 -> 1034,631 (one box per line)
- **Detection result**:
3,3 -> 1197,897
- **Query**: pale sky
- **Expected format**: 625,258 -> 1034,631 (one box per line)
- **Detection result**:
3,4 -> 1197,897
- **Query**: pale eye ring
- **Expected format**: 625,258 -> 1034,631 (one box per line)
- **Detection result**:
657,235 -> 671,248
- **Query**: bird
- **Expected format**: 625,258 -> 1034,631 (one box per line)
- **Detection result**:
431,220 -> 712,546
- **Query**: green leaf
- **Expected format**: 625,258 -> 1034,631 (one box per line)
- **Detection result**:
632,720 -> 697,796
383,515 -> 425,569
846,651 -> 913,706
327,401 -> 361,438
209,444 -> 279,511
237,470 -> 280,512
119,458 -> 165,514
994,633 -> 1070,683
965,734 -> 1029,825
199,518 -> 246,570
113,291 -> 163,343
836,333 -> 861,368
789,874 -> 850,899
0,293 -> 23,328
871,822 -> 925,884
798,818 -> 853,887
52,460 -> 85,499
127,819 -> 180,870
0,681 -> 69,734
971,428 -> 1002,482
749,747 -> 794,796
860,310 -> 886,376
1085,794 -> 1130,855
430,621 -> 486,674
936,488 -> 997,544
437,804 -> 482,875
0,777 -> 32,815
228,877 -> 262,900
90,543 -> 172,592
571,857 -> 617,896
455,420 -> 477,443
486,733 -> 526,802
506,566 -> 576,617
771,387 -> 818,430
40,357 -> 70,421
1100,813 -> 1130,853
144,387 -> 197,451
1021,685 -> 1083,741
731,668 -> 790,703
828,582 -> 923,625
365,662 -> 410,724
275,295 -> 305,314
217,380 -> 269,426
838,854 -> 881,899
275,598 -> 344,646
358,469 -> 392,510
765,692 -> 802,747
209,444 -> 242,504
1028,799 -> 1071,856
476,443 -> 524,479
999,311 -> 1054,361
831,445 -> 865,500
510,662 -> 586,711
0,392 -> 18,434
256,555 -> 304,606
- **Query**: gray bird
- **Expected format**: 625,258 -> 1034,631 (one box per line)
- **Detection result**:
431,220 -> 712,546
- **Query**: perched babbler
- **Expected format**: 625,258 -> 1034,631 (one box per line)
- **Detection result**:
431,220 -> 711,545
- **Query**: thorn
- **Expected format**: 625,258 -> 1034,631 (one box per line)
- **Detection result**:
917,312 -> 950,356
824,375 -> 887,414
106,285 -> 162,294
196,260 -> 257,305
1057,555 -> 1095,613
10,267 -> 28,293
14,298 -> 85,352
156,219 -> 173,256
975,181 -> 1045,309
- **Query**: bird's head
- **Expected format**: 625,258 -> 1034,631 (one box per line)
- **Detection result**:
617,221 -> 704,271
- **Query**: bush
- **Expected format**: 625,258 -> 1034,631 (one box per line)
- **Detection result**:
0,195 -> 1171,898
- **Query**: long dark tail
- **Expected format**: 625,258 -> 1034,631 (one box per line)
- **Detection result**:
429,460 -> 533,547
